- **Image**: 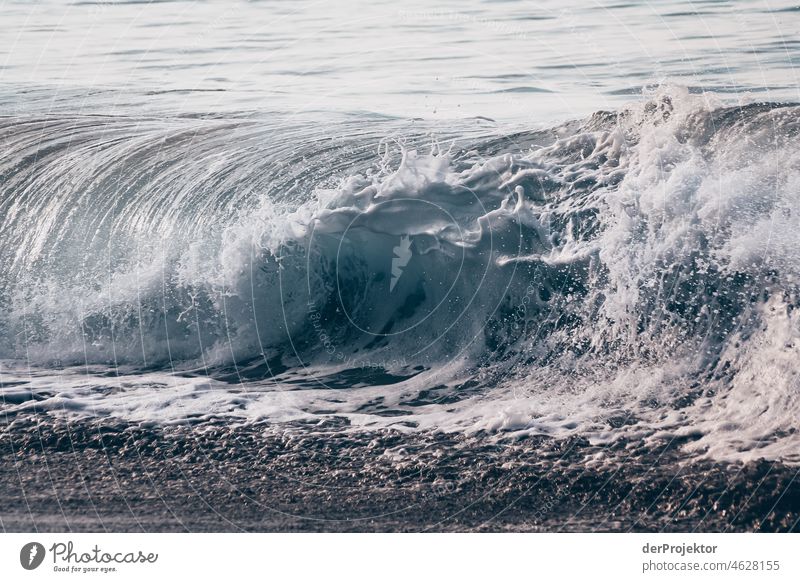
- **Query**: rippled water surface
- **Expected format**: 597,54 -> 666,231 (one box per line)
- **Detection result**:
2,0 -> 798,119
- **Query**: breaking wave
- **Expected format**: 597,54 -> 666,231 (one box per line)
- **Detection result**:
1,87 -> 799,463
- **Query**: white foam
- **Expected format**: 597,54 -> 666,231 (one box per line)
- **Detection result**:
2,87 -> 799,465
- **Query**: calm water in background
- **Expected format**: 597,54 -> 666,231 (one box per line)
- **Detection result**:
1,0 -> 798,121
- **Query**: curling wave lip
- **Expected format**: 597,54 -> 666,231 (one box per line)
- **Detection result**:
0,87 -> 798,466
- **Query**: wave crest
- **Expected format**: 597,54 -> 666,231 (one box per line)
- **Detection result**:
1,87 -> 798,462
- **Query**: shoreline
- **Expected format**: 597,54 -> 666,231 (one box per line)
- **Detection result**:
1,413 -> 798,532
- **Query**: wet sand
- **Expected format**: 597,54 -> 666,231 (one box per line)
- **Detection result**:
1,413 -> 798,532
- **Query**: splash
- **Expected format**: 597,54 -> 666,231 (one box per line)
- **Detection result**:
1,87 -> 798,464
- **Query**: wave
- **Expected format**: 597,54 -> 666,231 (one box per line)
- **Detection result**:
1,86 -> 799,462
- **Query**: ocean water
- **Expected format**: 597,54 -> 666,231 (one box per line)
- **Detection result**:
1,0 -> 799,475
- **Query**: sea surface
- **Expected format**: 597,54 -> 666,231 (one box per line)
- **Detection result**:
1,0 -> 799,531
